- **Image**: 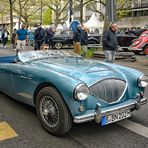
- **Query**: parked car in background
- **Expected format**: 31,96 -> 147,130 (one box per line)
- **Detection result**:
27,29 -> 136,50
117,34 -> 137,51
53,29 -> 100,49
129,31 -> 148,54
0,50 -> 147,135
53,30 -> 137,50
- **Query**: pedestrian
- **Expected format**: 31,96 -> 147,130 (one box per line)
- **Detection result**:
0,29 -> 2,46
16,24 -> 28,50
102,22 -> 118,63
2,28 -> 9,48
73,25 -> 82,54
34,23 -> 46,50
46,27 -> 55,49
11,29 -> 17,49
80,26 -> 89,57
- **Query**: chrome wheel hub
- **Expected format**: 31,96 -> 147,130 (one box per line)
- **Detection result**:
40,96 -> 59,128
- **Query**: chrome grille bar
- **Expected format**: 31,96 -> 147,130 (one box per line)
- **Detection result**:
89,79 -> 126,103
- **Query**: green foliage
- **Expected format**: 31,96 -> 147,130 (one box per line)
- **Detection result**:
43,8 -> 52,25
81,47 -> 97,59
117,10 -> 130,19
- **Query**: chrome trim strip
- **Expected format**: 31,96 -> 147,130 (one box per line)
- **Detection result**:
101,102 -> 135,116
73,97 -> 147,124
73,113 -> 95,123
140,97 -> 147,105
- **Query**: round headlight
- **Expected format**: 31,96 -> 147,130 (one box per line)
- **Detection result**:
138,74 -> 148,87
74,84 -> 90,101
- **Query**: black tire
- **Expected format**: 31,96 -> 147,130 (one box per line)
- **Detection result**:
88,40 -> 97,45
36,86 -> 72,136
133,50 -> 141,55
143,45 -> 148,55
87,41 -> 98,50
54,42 -> 63,49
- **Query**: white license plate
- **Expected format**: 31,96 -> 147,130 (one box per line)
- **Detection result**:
101,109 -> 131,126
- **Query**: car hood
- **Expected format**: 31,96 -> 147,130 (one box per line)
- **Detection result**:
32,58 -> 125,86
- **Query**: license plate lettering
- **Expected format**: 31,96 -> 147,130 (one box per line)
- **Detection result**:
102,109 -> 131,126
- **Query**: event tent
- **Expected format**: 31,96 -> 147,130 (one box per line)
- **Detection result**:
84,13 -> 104,34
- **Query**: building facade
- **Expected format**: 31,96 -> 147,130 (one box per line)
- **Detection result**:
117,0 -> 148,28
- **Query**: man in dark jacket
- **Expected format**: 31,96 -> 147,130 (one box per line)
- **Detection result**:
102,23 -> 118,63
46,27 -> 55,49
80,26 -> 88,57
34,23 -> 46,50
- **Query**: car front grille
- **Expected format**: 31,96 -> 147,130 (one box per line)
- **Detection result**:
89,79 -> 127,103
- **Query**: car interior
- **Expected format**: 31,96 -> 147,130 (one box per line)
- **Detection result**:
0,55 -> 19,63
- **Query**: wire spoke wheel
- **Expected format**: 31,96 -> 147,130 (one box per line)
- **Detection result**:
40,95 -> 59,128
36,87 -> 72,135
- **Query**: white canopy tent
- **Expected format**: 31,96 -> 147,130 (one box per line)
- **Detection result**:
56,24 -> 64,30
84,13 -> 104,34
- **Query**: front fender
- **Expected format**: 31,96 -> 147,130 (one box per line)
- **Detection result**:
141,42 -> 148,49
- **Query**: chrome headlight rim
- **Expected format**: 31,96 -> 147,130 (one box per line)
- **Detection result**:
74,83 -> 90,101
138,74 -> 148,88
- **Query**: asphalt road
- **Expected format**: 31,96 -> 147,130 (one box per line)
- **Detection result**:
0,48 -> 148,148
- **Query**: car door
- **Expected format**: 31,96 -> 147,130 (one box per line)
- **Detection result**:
60,30 -> 73,45
0,64 -> 12,94
9,64 -> 36,105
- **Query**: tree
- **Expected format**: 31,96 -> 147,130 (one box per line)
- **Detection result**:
1,0 -> 17,35
44,0 -> 69,25
76,0 -> 94,24
13,0 -> 45,26
43,8 -> 52,25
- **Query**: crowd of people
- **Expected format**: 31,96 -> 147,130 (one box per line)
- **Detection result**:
0,23 -> 55,51
34,23 -> 55,50
0,23 -> 147,63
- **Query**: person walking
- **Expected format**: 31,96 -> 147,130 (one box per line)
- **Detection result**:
16,24 -> 28,50
34,23 -> 46,50
2,28 -> 9,48
11,29 -> 17,49
102,22 -> 118,63
73,25 -> 82,54
46,27 -> 55,49
80,26 -> 89,57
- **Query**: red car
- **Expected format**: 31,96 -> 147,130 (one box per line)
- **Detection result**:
130,31 -> 148,54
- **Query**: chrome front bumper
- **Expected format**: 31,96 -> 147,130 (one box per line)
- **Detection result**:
74,97 -> 147,124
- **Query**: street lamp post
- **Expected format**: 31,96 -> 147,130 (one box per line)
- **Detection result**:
69,0 -> 73,23
106,0 -> 116,22
40,0 -> 43,24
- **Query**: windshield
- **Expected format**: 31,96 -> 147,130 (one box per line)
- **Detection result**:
18,50 -> 81,63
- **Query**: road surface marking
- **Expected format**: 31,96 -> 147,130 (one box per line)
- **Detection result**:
0,122 -> 18,141
117,119 -> 148,138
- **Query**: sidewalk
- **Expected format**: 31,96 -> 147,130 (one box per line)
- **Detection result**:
0,45 -> 33,56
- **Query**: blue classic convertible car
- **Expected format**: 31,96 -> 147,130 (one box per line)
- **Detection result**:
0,50 -> 147,135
